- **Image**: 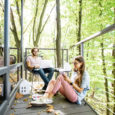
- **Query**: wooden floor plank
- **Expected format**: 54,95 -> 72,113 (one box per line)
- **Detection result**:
71,111 -> 97,115
6,94 -> 97,115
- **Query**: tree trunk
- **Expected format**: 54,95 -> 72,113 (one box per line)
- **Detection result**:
99,1 -> 109,114
0,2 -> 20,48
0,26 -> 3,56
0,47 -> 3,56
10,8 -> 20,48
35,0 -> 48,47
0,2 -> 3,54
113,7 -> 115,114
77,0 -> 82,55
40,4 -> 55,33
15,0 -> 21,26
56,0 -> 61,67
32,0 -> 39,45
101,41 -> 110,115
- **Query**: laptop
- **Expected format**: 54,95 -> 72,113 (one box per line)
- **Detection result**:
39,60 -> 53,68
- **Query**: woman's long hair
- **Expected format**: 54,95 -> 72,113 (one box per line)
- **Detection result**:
74,56 -> 85,87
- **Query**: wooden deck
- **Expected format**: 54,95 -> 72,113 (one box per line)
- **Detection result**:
6,94 -> 97,115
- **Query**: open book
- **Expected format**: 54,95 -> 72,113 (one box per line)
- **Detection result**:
55,62 -> 71,73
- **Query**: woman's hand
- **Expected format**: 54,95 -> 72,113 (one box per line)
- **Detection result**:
62,73 -> 71,83
72,84 -> 84,93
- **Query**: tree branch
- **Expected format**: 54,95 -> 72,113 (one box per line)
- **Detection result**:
33,0 -> 39,44
23,17 -> 34,34
10,7 -> 20,47
40,4 -> 55,33
35,0 -> 48,46
15,0 -> 21,26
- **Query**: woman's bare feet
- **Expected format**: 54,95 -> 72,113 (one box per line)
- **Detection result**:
48,92 -> 54,98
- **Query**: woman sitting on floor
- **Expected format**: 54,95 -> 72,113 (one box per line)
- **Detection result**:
43,56 -> 90,105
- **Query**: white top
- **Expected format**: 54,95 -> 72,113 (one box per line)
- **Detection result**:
27,56 -> 53,68
71,72 -> 78,82
70,71 -> 90,104
27,56 -> 42,67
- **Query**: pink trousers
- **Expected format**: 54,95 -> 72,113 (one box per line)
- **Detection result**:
45,74 -> 78,103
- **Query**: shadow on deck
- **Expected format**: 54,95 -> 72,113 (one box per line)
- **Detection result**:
6,94 -> 97,115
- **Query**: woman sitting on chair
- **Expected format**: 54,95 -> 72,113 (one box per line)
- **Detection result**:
43,56 -> 90,105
